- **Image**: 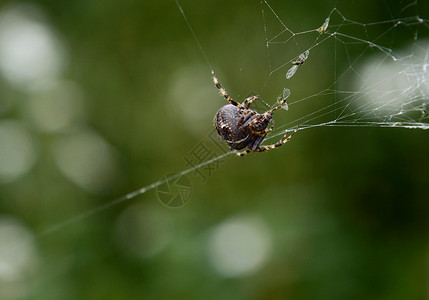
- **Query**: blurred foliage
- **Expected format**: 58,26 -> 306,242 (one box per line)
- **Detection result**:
0,0 -> 428,299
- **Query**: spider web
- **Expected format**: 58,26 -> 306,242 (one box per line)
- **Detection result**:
26,0 -> 429,236
259,0 -> 429,143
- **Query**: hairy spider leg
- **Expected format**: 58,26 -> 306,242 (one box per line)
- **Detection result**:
265,119 -> 275,134
235,125 -> 299,156
246,101 -> 284,130
249,119 -> 275,137
242,95 -> 259,108
245,102 -> 283,136
237,108 -> 257,128
265,102 -> 287,115
211,70 -> 239,107
248,119 -> 274,136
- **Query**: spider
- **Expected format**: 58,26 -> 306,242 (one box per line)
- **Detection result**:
212,70 -> 299,157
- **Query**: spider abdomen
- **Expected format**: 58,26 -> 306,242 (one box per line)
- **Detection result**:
214,104 -> 269,150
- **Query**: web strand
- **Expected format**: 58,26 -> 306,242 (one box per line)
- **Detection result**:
35,151 -> 233,237
15,0 -> 428,242
260,0 -> 429,140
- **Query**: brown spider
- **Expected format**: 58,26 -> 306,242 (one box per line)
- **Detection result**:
212,70 -> 299,156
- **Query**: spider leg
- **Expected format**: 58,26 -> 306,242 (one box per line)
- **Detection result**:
264,119 -> 275,135
242,95 -> 259,108
237,108 -> 257,128
212,70 -> 239,107
249,125 -> 272,137
234,149 -> 252,157
253,125 -> 299,153
264,102 -> 287,115
235,126 -> 298,157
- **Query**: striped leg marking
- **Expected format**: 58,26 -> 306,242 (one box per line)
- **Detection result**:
254,126 -> 299,152
212,70 -> 239,107
235,125 -> 299,157
242,95 -> 259,108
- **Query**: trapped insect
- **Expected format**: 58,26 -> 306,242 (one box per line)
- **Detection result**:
317,17 -> 330,34
286,50 -> 310,79
278,88 -> 290,111
212,71 -> 298,157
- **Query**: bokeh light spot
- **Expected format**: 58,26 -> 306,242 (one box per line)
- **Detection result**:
0,216 -> 38,284
0,3 -> 65,88
0,120 -> 37,183
53,129 -> 119,194
25,80 -> 86,133
207,214 -> 272,278
169,64 -> 218,134
354,40 -> 429,115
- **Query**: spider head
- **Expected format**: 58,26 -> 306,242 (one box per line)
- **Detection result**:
250,112 -> 273,133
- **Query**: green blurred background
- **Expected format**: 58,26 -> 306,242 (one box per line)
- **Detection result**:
0,0 -> 428,299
